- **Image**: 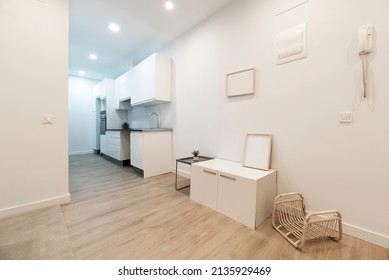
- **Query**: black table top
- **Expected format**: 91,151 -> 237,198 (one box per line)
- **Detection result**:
176,156 -> 214,165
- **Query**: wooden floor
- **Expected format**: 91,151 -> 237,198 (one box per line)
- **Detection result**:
62,154 -> 389,260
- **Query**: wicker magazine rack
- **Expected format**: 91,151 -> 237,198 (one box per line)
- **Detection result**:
272,192 -> 342,249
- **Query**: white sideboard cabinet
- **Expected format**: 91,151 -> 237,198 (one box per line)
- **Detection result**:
190,167 -> 218,210
190,159 -> 277,229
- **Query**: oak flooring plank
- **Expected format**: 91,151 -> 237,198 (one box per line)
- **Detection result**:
62,154 -> 389,260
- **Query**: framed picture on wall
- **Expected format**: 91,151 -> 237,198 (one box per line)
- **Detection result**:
243,133 -> 272,171
226,68 -> 256,97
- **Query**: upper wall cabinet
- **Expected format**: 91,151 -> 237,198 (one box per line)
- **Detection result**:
93,83 -> 100,100
131,53 -> 172,106
94,78 -> 114,113
94,78 -> 113,100
115,69 -> 132,102
114,72 -> 132,110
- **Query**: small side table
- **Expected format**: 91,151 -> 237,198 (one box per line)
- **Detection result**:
175,156 -> 214,191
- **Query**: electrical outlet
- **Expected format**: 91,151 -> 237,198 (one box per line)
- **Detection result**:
339,112 -> 353,123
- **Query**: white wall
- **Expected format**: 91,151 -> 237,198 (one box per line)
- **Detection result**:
127,103 -> 173,129
68,76 -> 97,155
160,0 -> 389,248
0,0 -> 70,217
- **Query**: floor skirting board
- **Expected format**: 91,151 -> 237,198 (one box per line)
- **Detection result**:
343,222 -> 389,249
173,168 -> 191,179
101,154 -> 131,167
0,194 -> 71,219
68,150 -> 94,156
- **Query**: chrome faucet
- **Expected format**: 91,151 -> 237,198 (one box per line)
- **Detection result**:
148,112 -> 160,128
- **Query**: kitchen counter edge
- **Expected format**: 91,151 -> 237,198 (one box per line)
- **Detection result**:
106,128 -> 173,132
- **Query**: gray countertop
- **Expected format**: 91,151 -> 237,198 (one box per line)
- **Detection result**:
106,128 -> 172,132
105,128 -> 131,132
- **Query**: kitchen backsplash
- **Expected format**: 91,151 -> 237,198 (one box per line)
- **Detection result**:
127,103 -> 172,129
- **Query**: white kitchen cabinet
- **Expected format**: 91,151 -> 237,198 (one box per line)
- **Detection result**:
92,94 -> 101,151
100,97 -> 106,112
94,78 -> 111,99
113,53 -> 171,107
93,82 -> 101,99
130,131 -> 144,169
114,77 -> 123,110
105,131 -> 130,161
130,131 -> 172,178
104,79 -> 127,129
94,79 -> 113,112
94,78 -> 125,129
131,53 -> 171,106
190,159 -> 277,229
93,83 -> 100,100
100,135 -> 106,155
114,71 -> 132,110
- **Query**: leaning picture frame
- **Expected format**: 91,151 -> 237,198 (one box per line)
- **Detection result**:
226,68 -> 256,97
243,133 -> 272,171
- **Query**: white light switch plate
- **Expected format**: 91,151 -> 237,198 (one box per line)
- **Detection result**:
339,111 -> 353,123
42,114 -> 53,124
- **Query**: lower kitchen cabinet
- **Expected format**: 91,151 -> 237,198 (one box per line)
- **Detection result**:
130,131 -> 143,170
190,159 -> 277,229
105,130 -> 130,161
130,131 -> 172,178
100,135 -> 106,155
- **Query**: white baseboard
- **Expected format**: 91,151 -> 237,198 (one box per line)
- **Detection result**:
343,222 -> 389,249
172,167 -> 191,179
0,193 -> 71,219
68,150 -> 94,156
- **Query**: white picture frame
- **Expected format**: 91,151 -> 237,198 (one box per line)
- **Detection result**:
226,68 -> 256,97
243,133 -> 272,171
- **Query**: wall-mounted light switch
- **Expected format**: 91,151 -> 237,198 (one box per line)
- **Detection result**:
339,111 -> 353,123
42,114 -> 53,124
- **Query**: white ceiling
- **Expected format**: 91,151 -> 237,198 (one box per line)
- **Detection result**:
69,0 -> 238,81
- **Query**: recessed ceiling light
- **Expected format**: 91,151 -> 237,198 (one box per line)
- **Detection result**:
109,23 -> 120,32
78,70 -> 85,76
164,1 -> 174,11
89,54 -> 97,60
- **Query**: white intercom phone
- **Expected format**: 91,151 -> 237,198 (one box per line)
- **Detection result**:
358,25 -> 373,98
358,25 -> 373,55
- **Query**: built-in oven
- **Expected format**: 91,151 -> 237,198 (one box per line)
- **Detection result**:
100,110 -> 106,135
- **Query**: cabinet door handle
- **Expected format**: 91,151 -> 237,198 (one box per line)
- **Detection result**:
220,174 -> 236,181
203,170 -> 216,176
